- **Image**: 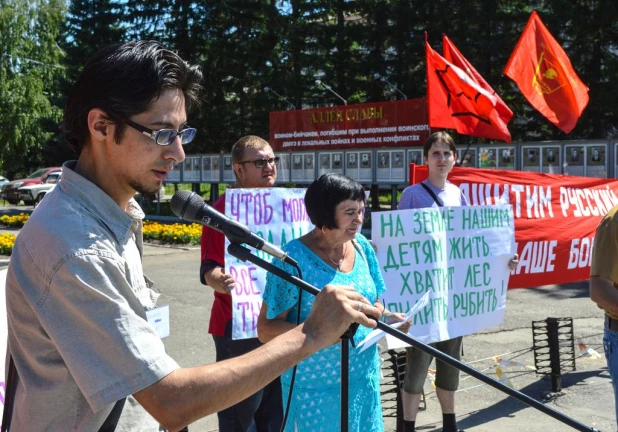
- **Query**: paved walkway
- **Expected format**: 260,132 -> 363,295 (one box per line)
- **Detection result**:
1,206 -> 613,431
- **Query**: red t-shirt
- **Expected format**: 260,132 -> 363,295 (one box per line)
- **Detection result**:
200,193 -> 231,336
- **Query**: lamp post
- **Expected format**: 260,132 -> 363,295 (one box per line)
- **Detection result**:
315,79 -> 348,106
264,86 -> 296,110
374,73 -> 407,99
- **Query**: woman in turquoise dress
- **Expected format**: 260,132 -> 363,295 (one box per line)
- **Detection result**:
258,173 -> 409,432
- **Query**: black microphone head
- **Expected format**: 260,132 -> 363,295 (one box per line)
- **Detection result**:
171,190 -> 204,221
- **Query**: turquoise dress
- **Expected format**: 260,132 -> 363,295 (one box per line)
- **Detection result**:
263,234 -> 386,432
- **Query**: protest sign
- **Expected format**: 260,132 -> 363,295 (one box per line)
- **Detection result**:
373,205 -> 515,348
410,165 -> 618,288
225,188 -> 314,339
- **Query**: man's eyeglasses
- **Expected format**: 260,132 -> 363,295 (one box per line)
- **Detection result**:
122,118 -> 197,146
237,157 -> 280,169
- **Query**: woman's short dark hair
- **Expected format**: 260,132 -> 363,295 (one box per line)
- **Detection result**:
305,173 -> 365,229
62,40 -> 203,155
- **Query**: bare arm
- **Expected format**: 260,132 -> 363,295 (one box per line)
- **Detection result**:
134,284 -> 380,431
590,276 -> 618,316
135,324 -> 317,431
508,254 -> 519,270
257,302 -> 295,343
203,266 -> 235,294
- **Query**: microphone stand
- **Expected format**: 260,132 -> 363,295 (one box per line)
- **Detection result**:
339,321 -> 359,432
342,330 -> 349,431
227,243 -> 600,432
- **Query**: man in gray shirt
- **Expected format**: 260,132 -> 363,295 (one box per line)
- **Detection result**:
4,41 -> 380,432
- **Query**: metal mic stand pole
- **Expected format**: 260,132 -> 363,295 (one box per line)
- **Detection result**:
339,322 -> 360,432
227,244 -> 600,432
341,335 -> 349,432
228,243 -> 354,432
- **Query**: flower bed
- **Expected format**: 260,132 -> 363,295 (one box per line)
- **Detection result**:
0,213 -> 30,228
142,221 -> 202,245
0,214 -> 202,256
0,233 -> 16,256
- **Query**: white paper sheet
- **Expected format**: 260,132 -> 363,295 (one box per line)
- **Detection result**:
357,292 -> 430,353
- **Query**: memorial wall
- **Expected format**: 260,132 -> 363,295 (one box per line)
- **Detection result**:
170,140 -> 616,185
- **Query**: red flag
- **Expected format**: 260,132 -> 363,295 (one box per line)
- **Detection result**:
504,11 -> 589,134
426,37 -> 511,142
443,35 -> 513,133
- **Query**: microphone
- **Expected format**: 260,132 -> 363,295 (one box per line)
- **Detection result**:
170,190 -> 298,266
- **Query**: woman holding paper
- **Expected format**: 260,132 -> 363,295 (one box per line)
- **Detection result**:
257,173 -> 409,432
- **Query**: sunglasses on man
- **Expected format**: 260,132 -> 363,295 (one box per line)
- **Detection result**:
121,117 -> 197,146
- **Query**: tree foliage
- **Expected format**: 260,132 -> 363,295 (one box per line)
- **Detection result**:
1,0 -> 617,173
43,0 -> 127,166
0,0 -> 66,177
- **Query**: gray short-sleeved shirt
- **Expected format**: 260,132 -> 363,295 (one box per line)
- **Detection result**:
5,161 -> 179,431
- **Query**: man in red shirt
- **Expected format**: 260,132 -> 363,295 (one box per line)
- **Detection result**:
200,135 -> 282,432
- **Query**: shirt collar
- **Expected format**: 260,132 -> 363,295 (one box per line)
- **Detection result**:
59,161 -> 144,242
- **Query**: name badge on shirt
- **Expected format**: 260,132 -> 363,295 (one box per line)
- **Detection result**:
146,305 -> 170,339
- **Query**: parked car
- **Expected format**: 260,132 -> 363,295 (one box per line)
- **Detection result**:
2,167 -> 62,205
0,176 -> 9,191
18,171 -> 61,207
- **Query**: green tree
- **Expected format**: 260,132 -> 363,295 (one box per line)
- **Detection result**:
0,0 -> 66,178
43,0 -> 126,165
62,0 -> 125,79
545,0 -> 618,139
123,0 -> 171,42
190,1 -> 285,152
5,0 -> 615,176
